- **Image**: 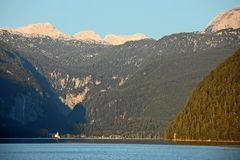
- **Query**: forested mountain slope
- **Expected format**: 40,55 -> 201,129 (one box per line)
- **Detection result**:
164,49 -> 240,141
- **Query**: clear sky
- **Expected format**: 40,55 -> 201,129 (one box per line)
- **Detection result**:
0,0 -> 239,39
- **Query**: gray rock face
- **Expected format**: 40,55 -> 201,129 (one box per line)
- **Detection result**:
9,92 -> 43,125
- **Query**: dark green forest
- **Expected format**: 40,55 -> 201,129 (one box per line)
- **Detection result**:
164,49 -> 240,141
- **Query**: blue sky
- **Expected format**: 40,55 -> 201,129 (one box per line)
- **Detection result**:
0,0 -> 239,39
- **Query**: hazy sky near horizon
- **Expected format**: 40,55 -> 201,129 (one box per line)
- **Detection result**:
0,0 -> 239,39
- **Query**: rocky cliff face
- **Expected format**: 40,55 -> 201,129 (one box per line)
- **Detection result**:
0,44 -> 43,124
0,43 -> 74,137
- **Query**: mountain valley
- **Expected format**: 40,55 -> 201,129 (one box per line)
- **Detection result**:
0,8 -> 240,138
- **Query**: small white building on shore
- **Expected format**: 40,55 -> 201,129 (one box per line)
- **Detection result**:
52,132 -> 60,139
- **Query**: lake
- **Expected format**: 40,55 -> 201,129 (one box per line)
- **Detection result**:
0,143 -> 240,160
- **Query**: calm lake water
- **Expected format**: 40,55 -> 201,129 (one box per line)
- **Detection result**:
0,143 -> 239,160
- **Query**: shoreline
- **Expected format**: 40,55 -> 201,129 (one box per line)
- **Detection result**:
164,138 -> 240,145
0,137 -> 240,145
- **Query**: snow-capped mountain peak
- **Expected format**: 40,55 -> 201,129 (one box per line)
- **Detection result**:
73,31 -> 102,42
103,33 -> 147,45
0,23 -> 148,45
205,8 -> 240,32
2,23 -> 70,39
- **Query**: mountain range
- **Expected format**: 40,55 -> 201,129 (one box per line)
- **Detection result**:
0,8 -> 239,137
1,23 -> 147,45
